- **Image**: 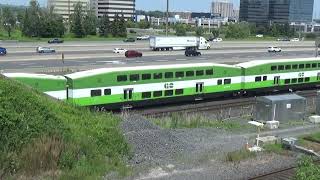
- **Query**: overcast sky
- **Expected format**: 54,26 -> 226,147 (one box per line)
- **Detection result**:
1,0 -> 319,18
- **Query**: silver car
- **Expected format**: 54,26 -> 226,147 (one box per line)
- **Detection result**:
36,47 -> 56,53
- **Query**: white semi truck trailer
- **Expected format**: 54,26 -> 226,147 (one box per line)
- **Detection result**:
149,36 -> 211,51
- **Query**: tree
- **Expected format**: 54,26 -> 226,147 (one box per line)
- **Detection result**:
84,10 -> 97,35
138,20 -> 149,29
195,27 -> 204,36
2,7 -> 16,37
175,24 -> 186,36
225,23 -> 250,39
111,13 -> 120,37
118,14 -> 127,37
99,14 -> 110,37
211,28 -> 220,38
70,2 -> 85,38
22,0 -> 42,37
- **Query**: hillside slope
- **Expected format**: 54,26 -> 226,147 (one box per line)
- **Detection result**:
0,75 -> 129,179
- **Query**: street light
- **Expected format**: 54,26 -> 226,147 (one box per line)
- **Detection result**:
166,0 -> 169,36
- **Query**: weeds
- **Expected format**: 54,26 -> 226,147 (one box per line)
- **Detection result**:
295,156 -> 320,180
225,149 -> 256,162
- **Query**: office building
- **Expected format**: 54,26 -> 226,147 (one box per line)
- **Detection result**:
47,0 -> 91,20
97,0 -> 135,20
211,0 -> 234,18
240,0 -> 314,25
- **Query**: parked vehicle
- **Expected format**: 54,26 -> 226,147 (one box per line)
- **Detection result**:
149,36 -> 210,51
212,38 -> 223,42
123,38 -> 135,42
136,35 -> 150,40
125,50 -> 142,58
0,47 -> 7,55
277,37 -> 290,41
36,47 -> 56,53
48,38 -> 64,44
113,48 -> 127,54
290,38 -> 300,42
185,48 -> 201,56
268,46 -> 282,53
256,34 -> 264,38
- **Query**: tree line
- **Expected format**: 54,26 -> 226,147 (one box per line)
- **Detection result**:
0,0 -> 128,38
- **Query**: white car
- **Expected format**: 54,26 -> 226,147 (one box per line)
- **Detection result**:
113,48 -> 127,54
36,47 -> 56,53
212,38 -> 223,42
290,38 -> 300,42
268,46 -> 282,53
256,34 -> 264,38
136,35 -> 150,40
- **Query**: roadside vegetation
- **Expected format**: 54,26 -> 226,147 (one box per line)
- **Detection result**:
0,75 -> 130,179
225,149 -> 256,162
150,113 -> 252,131
295,156 -> 320,180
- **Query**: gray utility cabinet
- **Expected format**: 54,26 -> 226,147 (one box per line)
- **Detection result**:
255,94 -> 306,122
316,91 -> 320,115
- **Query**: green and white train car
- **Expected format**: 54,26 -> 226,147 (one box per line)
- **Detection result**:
3,73 -> 67,100
238,58 -> 320,94
64,63 -> 242,108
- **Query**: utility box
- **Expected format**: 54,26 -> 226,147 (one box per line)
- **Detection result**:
255,94 -> 306,122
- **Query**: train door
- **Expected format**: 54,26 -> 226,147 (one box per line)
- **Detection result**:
195,82 -> 204,100
273,76 -> 280,86
123,89 -> 133,101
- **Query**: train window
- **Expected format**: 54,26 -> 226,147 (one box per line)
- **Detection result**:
176,71 -> 184,78
224,79 -> 231,85
271,66 -> 277,71
298,78 -> 304,83
285,65 -> 291,70
165,72 -> 173,79
153,73 -> 163,79
284,79 -> 290,84
175,89 -> 184,95
306,64 -> 311,68
205,69 -> 213,75
186,71 -> 194,77
142,74 -> 151,80
165,90 -> 174,96
196,70 -> 204,76
104,89 -> 111,95
318,63 -> 320,68
305,77 -> 310,82
153,91 -> 162,97
255,76 -> 262,82
312,63 -> 317,68
299,64 -> 305,69
91,89 -> 101,97
217,79 -> 223,85
117,75 -> 127,82
130,74 -> 139,81
278,65 -> 284,70
291,78 -> 297,83
263,76 -> 267,81
142,92 -> 151,99
292,64 -> 298,69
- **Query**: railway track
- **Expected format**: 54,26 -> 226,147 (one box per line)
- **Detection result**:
135,90 -> 318,117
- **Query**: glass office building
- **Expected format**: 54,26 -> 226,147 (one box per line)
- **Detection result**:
240,0 -> 314,25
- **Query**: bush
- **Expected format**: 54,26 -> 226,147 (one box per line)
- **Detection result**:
296,156 -> 320,180
0,75 -> 129,179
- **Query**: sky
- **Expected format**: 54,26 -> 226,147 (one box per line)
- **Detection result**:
1,0 -> 319,18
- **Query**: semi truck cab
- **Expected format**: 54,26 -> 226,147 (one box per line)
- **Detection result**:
198,37 -> 211,50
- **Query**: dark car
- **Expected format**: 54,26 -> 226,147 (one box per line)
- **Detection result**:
0,47 -> 7,55
123,38 -> 135,42
185,48 -> 201,57
48,38 -> 64,44
125,50 -> 142,58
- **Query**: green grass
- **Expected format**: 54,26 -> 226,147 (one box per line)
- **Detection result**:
0,29 -> 126,42
0,75 -> 130,179
225,149 -> 256,162
295,156 -> 320,180
150,113 -> 252,131
263,143 -> 286,155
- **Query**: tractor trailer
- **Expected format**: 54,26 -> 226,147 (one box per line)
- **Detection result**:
149,36 -> 211,51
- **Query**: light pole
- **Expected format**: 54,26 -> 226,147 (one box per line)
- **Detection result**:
166,0 -> 169,36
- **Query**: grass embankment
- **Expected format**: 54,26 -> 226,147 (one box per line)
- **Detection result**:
0,75 -> 129,179
0,29 -> 126,42
151,113 -> 252,131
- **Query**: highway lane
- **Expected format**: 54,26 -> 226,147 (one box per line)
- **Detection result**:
1,50 -> 316,73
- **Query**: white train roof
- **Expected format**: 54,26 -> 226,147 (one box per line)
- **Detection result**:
66,63 -> 238,79
2,73 -> 65,80
237,57 -> 320,68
